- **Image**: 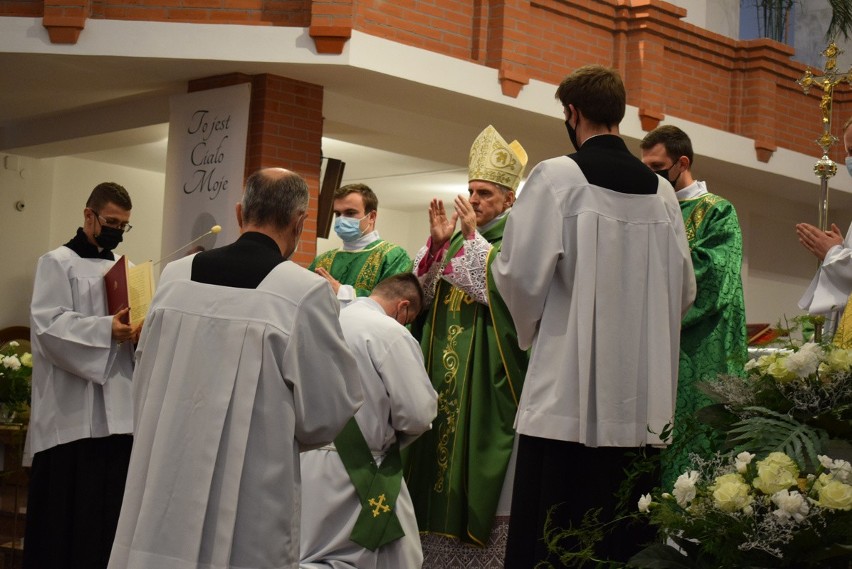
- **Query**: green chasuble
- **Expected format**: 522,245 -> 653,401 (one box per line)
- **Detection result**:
662,192 -> 747,487
309,239 -> 412,297
403,217 -> 528,546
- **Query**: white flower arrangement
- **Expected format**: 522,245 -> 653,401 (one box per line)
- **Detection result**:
630,451 -> 852,568
0,340 -> 32,417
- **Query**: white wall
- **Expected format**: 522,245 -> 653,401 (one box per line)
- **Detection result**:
2,149 -> 845,333
0,155 -> 56,329
0,155 -> 164,329
670,0 -> 740,39
692,170 -> 852,325
49,157 -> 165,267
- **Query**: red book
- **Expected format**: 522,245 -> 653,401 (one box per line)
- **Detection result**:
104,256 -> 154,327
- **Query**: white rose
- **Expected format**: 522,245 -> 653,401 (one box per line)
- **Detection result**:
817,480 -> 852,510
712,473 -> 753,513
753,452 -> 799,495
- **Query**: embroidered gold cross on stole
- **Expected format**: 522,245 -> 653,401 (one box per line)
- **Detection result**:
369,494 -> 391,517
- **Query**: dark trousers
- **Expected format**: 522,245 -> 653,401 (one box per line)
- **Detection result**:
504,435 -> 659,568
23,435 -> 132,569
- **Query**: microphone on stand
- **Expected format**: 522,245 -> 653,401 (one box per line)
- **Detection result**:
153,225 -> 222,267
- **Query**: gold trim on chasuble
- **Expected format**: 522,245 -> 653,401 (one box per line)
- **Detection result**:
484,247 -> 520,405
433,284 -> 475,493
682,194 -> 722,247
315,241 -> 397,290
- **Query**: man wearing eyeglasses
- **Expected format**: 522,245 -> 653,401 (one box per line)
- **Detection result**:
24,182 -> 139,569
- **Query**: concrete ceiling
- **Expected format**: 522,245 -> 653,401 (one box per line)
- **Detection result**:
0,50 -> 572,213
2,46 -> 851,216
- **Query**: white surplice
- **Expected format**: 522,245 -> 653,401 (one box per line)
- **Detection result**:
26,246 -> 134,464
799,221 -> 852,314
492,155 -> 696,448
108,256 -> 363,569
300,298 -> 437,569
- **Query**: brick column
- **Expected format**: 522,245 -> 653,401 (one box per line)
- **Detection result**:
734,39 -> 794,163
622,1 -> 689,132
188,73 -> 324,266
486,0 -> 531,98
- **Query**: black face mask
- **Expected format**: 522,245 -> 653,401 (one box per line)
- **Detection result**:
564,119 -> 580,152
95,225 -> 124,251
654,165 -> 681,188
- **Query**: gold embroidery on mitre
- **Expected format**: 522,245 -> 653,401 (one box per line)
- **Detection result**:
468,125 -> 528,191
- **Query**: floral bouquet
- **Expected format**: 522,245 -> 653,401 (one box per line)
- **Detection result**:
698,331 -> 852,469
0,340 -> 32,419
630,451 -> 852,568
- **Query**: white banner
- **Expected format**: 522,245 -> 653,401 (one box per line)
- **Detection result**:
160,83 -> 251,265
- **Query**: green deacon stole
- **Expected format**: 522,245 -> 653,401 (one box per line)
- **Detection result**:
334,417 -> 405,550
404,215 -> 528,546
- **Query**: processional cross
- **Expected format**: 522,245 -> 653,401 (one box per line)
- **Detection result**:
797,41 -> 852,232
797,41 -> 852,341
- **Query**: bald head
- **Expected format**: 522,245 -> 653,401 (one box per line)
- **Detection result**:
241,168 -> 309,230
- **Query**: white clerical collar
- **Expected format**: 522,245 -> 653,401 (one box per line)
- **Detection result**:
675,180 -> 707,201
342,230 -> 380,251
478,208 -> 511,233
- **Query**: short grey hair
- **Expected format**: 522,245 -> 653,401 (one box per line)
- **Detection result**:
241,169 -> 309,229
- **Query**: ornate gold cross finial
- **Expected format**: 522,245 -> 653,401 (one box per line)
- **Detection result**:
368,494 -> 391,517
798,41 -> 852,343
798,42 -> 852,155
797,41 -> 852,232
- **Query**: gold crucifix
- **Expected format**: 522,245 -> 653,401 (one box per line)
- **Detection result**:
368,494 -> 391,517
797,40 -> 852,342
797,41 -> 852,232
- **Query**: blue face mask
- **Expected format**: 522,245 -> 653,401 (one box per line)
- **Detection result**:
333,215 -> 366,242
846,156 -> 852,178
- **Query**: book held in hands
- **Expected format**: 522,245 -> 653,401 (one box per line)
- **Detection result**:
104,255 -> 154,327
